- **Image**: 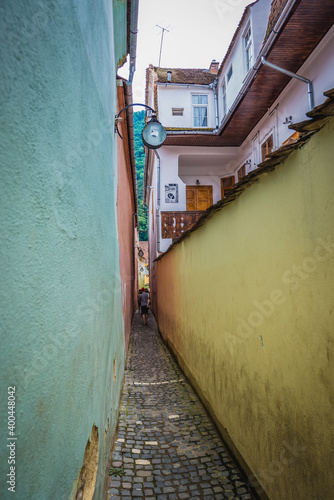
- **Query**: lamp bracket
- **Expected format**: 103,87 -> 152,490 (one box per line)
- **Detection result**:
115,103 -> 157,140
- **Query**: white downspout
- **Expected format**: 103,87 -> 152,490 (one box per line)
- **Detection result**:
154,150 -> 161,254
210,78 -> 219,129
261,56 -> 314,111
127,0 -> 139,84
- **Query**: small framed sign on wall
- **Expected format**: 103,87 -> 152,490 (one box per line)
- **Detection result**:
165,183 -> 178,203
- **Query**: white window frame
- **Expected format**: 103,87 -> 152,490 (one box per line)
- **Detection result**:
191,94 -> 209,128
244,23 -> 253,73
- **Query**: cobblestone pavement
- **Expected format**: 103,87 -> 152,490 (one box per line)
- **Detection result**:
107,313 -> 256,500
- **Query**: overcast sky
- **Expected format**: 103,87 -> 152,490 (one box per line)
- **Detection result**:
118,0 -> 253,103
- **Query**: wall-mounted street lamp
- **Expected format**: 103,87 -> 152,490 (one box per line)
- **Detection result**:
115,103 -> 166,150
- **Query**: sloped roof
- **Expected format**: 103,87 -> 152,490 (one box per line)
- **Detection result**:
263,0 -> 290,43
154,67 -> 216,85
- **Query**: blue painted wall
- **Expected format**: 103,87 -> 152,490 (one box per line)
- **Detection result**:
0,1 -> 127,498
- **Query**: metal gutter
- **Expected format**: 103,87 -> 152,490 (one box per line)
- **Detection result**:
132,212 -> 137,282
156,82 -> 212,89
155,150 -> 161,253
127,0 -> 139,84
143,147 -> 149,206
209,78 -> 219,128
166,130 -> 216,136
123,81 -> 138,212
261,56 -> 314,110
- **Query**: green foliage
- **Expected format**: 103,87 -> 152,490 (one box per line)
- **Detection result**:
134,110 -> 148,241
109,467 -> 125,477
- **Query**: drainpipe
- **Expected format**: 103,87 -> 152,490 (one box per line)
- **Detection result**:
261,56 -> 314,111
209,78 -> 219,129
127,0 -> 139,84
133,212 -> 138,285
123,82 -> 138,209
155,150 -> 161,253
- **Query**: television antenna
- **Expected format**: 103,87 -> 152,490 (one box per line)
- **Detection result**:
156,25 -> 169,67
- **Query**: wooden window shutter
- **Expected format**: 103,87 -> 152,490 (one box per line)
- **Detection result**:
238,165 -> 246,182
261,134 -> 274,161
221,176 -> 235,199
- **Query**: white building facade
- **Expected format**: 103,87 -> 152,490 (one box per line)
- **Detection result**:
144,0 -> 334,269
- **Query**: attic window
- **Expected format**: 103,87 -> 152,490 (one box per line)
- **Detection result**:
172,108 -> 184,116
227,65 -> 233,82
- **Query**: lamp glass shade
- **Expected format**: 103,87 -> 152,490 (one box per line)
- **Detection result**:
142,117 -> 166,149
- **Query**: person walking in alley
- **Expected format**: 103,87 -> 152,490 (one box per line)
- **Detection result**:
139,288 -> 150,325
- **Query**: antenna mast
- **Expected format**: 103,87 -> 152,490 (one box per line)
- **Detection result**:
156,25 -> 169,67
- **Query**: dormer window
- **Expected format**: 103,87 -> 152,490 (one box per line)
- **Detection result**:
244,24 -> 253,72
192,95 -> 208,127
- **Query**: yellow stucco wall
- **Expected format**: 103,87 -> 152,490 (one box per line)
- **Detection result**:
156,117 -> 334,499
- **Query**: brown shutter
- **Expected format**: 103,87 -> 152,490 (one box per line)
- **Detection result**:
238,165 -> 246,181
221,176 -> 235,199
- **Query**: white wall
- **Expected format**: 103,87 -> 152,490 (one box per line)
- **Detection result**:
218,0 -> 272,121
146,153 -> 158,263
158,146 -> 240,209
153,146 -> 240,253
150,23 -> 334,256
243,24 -> 334,175
251,0 -> 272,59
157,84 -> 216,129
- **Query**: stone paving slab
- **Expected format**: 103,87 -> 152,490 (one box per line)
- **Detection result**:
107,313 -> 256,500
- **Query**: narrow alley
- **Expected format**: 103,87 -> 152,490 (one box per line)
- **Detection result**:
106,313 -> 256,500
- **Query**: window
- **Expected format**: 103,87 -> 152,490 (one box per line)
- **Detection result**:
172,108 -> 184,116
261,134 -> 274,161
221,80 -> 227,117
238,164 -> 246,181
221,176 -> 235,199
192,95 -> 208,127
244,25 -> 252,72
227,65 -> 233,82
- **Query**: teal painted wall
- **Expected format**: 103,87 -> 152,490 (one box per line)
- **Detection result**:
113,0 -> 128,67
0,1 -> 127,498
